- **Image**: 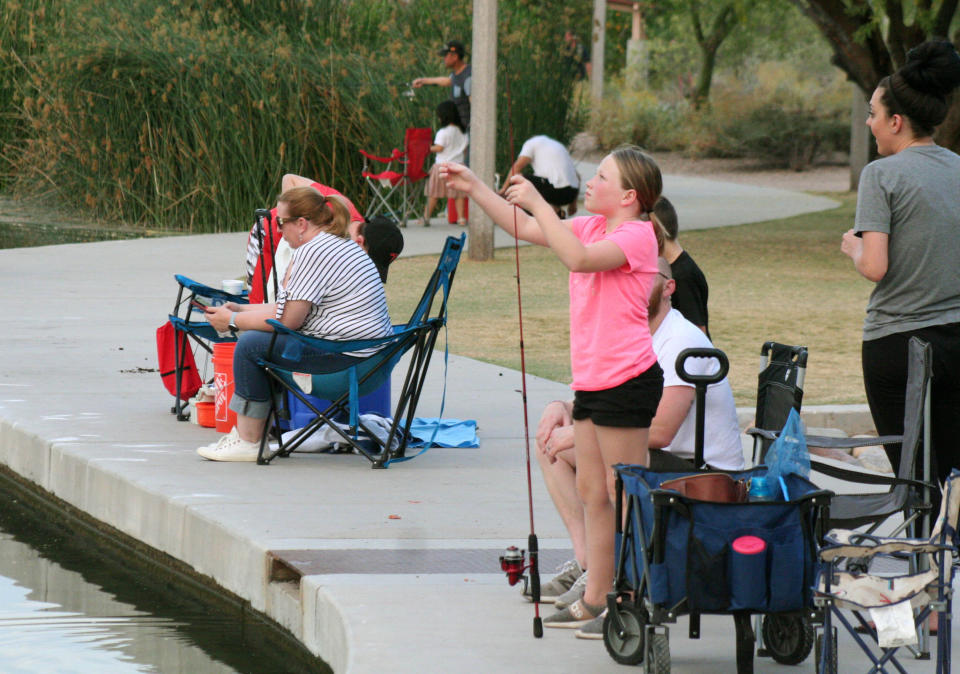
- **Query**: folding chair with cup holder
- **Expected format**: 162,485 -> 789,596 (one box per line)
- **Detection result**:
167,276 -> 247,420
749,338 -> 936,538
256,233 -> 465,468
815,468 -> 960,674
749,339 -> 937,660
167,208 -> 278,420
359,127 -> 432,225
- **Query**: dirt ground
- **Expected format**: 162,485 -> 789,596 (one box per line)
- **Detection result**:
569,133 -> 852,194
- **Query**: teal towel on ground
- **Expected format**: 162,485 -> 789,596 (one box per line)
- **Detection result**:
408,418 -> 479,448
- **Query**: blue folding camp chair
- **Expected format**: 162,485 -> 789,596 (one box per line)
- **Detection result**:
167,275 -> 248,420
255,233 -> 464,468
167,209 -> 277,420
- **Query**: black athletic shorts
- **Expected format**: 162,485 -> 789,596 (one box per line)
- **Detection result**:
529,175 -> 580,207
572,363 -> 664,428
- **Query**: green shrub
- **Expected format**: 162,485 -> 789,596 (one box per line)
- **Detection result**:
589,83 -> 689,152
3,0 -> 581,232
708,61 -> 850,168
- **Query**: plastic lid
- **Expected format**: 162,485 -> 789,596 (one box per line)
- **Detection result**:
732,535 -> 767,555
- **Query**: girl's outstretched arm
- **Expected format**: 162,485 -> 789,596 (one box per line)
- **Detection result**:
504,176 -> 626,273
440,162 -> 549,245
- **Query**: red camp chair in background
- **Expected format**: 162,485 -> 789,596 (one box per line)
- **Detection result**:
359,127 -> 431,225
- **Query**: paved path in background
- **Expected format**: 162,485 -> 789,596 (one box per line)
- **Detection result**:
405,162 -> 840,252
1,175 -> 951,673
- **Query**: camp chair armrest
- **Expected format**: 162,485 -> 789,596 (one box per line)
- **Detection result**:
747,427 -> 902,450
175,274 -> 248,305
810,459 -> 936,492
805,433 -> 903,449
358,148 -> 407,164
745,427 -> 778,441
265,319 -> 411,354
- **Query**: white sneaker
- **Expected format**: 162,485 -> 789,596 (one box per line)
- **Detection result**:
197,428 -> 260,462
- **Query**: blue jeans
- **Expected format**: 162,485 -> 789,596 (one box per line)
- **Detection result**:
229,330 -> 362,419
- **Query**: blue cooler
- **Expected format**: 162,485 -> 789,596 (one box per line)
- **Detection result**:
281,376 -> 391,430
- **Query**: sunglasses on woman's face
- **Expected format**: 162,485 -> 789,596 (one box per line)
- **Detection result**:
277,216 -> 300,229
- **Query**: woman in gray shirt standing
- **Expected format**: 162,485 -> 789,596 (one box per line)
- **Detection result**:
841,40 -> 960,487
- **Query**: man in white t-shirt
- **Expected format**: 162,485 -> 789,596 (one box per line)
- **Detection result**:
501,135 -> 580,217
527,257 -> 744,612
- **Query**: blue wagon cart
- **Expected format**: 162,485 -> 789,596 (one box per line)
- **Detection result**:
602,349 -> 833,672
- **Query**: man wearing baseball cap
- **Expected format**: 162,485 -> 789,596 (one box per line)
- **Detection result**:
412,39 -> 471,128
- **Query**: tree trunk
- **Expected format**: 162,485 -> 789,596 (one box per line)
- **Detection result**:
791,1 -> 960,153
692,46 -> 718,109
687,1 -> 736,110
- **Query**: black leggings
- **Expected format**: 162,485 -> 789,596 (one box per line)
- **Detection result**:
862,322 -> 960,486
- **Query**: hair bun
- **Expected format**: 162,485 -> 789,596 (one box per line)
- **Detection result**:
900,40 -> 960,96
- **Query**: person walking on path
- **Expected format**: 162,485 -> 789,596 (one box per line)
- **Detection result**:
442,146 -> 665,629
413,40 -> 472,129
841,40 -> 960,490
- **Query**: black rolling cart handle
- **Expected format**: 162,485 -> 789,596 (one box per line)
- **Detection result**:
676,348 -> 729,469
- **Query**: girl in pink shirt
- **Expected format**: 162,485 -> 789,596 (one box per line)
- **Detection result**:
442,146 -> 664,627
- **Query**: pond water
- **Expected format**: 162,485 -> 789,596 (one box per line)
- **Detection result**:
0,486 -> 327,673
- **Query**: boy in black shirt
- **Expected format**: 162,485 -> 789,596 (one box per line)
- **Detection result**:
653,196 -> 710,338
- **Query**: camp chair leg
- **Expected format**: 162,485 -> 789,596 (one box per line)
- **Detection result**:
173,327 -> 188,420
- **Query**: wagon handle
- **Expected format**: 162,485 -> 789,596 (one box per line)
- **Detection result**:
676,348 -> 729,469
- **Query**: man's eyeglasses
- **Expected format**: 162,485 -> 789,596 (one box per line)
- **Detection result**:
657,271 -> 672,281
277,216 -> 300,229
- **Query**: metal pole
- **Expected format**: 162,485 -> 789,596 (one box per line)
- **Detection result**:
468,0 -> 497,261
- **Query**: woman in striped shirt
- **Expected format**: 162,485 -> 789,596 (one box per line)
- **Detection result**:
200,187 -> 393,462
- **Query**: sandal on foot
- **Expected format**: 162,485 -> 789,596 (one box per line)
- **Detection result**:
543,598 -> 605,629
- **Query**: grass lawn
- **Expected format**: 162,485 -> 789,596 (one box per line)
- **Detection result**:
385,192 -> 873,406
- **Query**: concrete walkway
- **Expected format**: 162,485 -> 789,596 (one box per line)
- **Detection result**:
0,176 -> 954,673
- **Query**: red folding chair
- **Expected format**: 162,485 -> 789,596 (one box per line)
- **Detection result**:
360,127 -> 432,225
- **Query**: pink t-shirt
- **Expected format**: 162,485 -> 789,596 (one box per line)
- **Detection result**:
568,215 -> 659,391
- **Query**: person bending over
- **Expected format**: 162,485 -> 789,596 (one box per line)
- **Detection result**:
501,135 -> 580,218
199,187 -> 393,461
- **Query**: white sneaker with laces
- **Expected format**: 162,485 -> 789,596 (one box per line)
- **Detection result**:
197,428 -> 260,462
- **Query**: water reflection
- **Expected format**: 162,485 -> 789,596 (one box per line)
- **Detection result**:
0,496 -> 325,673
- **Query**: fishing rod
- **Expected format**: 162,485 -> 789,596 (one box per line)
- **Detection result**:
495,72 -> 542,639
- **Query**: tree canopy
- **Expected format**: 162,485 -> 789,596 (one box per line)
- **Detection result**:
791,1 -> 960,150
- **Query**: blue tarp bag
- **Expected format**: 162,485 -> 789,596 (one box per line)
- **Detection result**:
764,407 -> 810,500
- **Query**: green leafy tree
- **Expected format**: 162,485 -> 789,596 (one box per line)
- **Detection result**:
790,0 -> 960,151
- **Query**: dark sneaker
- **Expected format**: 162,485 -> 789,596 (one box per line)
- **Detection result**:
554,570 -> 588,609
523,559 -> 583,603
543,599 -> 605,629
574,610 -> 607,640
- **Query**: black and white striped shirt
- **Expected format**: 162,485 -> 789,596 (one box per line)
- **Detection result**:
277,232 -> 392,356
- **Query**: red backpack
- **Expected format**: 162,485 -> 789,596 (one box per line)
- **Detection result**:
156,321 -> 203,400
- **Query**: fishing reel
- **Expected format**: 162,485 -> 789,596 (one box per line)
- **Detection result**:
499,545 -> 528,586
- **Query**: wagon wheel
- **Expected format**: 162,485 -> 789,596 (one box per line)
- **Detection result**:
603,605 -> 646,665
647,632 -> 671,674
762,613 -> 814,665
815,629 -> 838,674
